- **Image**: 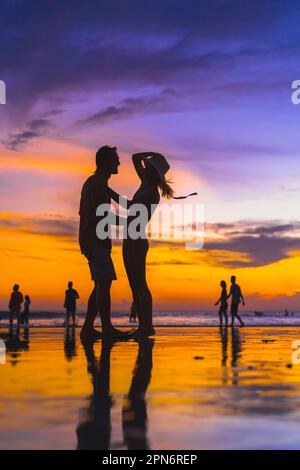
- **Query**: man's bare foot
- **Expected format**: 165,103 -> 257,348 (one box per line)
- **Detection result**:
132,327 -> 155,337
80,327 -> 102,340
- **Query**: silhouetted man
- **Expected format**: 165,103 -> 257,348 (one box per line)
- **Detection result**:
64,281 -> 79,327
79,146 -> 127,339
8,284 -> 23,326
227,275 -> 245,327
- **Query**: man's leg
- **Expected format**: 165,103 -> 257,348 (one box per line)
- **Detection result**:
81,285 -> 99,336
97,280 -> 113,331
97,280 -> 129,337
65,309 -> 70,328
71,308 -> 76,326
230,304 -> 236,327
235,306 -> 245,326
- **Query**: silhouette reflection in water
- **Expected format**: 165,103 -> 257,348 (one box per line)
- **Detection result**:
77,338 -> 114,450
219,327 -> 242,386
64,327 -> 77,361
77,337 -> 153,450
0,326 -> 30,366
122,338 -> 154,450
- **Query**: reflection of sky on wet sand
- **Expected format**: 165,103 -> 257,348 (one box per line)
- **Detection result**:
1,327 -> 300,449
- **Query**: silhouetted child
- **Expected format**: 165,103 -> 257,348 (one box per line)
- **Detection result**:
215,280 -> 228,327
8,284 -> 24,326
130,302 -> 137,323
64,281 -> 79,327
22,295 -> 31,324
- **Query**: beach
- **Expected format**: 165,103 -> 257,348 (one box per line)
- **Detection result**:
1,326 -> 300,450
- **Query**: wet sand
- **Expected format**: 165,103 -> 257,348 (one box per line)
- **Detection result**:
1,326 -> 300,450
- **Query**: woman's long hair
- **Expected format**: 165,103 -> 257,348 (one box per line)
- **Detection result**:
158,178 -> 174,199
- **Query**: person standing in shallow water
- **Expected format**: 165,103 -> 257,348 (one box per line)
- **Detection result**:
227,275 -> 245,327
130,302 -> 137,323
215,280 -> 228,327
8,284 -> 23,326
22,295 -> 31,324
79,146 -> 128,340
64,281 -> 79,327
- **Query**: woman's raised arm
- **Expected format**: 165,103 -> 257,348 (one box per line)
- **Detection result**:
132,152 -> 162,180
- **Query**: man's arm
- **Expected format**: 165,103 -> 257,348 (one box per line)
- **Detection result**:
240,289 -> 245,306
108,187 -> 132,209
227,286 -> 232,300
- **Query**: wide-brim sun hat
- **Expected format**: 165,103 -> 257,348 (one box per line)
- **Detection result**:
145,153 -> 198,199
145,154 -> 170,184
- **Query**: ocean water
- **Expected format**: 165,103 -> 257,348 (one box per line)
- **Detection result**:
0,310 -> 299,327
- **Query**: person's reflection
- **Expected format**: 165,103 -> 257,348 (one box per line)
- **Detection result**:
219,326 -> 228,385
231,327 -> 242,386
64,327 -> 77,361
122,338 -> 154,450
76,338 -> 114,450
219,327 -> 242,386
0,325 -> 30,366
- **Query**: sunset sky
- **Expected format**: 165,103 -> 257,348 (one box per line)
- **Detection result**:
0,0 -> 300,311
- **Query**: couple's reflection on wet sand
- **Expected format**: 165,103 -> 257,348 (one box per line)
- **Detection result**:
0,326 -> 30,366
220,327 -> 242,386
77,337 -> 153,450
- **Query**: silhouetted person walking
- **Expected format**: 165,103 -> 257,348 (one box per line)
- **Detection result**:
79,146 -> 127,340
227,275 -> 245,327
8,284 -> 23,326
215,280 -> 228,327
64,281 -> 79,327
22,295 -> 31,324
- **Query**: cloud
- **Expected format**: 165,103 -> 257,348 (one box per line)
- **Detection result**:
1,0 -> 298,120
0,215 -> 77,238
3,118 -> 53,150
78,89 -> 177,125
204,221 -> 300,267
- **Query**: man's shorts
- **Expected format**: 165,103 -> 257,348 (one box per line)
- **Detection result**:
88,248 -> 117,281
231,303 -> 239,316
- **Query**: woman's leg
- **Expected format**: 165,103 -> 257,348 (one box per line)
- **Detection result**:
224,305 -> 228,327
123,241 -> 145,330
123,241 -> 154,333
218,306 -> 223,327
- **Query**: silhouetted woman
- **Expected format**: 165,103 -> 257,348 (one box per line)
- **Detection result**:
109,152 -> 196,337
108,152 -> 174,337
215,280 -> 228,327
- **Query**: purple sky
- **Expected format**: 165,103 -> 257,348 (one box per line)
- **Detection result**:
0,0 -> 300,283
